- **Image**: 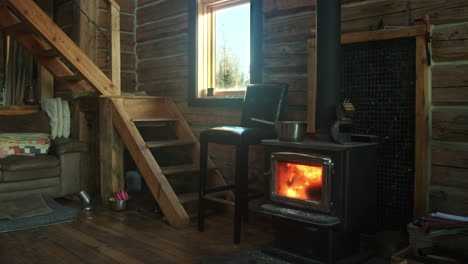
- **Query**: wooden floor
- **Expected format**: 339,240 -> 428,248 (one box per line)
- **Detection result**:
0,200 -> 273,264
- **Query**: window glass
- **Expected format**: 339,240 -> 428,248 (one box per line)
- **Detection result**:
214,3 -> 250,91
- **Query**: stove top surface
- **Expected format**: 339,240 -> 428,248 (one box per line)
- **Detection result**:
262,138 -> 377,151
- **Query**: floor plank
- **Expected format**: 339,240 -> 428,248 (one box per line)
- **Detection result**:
0,200 -> 273,264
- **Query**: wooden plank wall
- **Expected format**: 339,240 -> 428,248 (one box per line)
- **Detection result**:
53,0 -> 137,96
54,0 -> 79,98
135,0 -> 468,215
97,0 -> 137,93
431,17 -> 468,215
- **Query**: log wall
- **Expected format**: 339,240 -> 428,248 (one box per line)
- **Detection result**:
131,0 -> 468,216
53,0 -> 137,97
96,0 -> 137,93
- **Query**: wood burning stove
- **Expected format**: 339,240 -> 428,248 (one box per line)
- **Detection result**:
257,1 -> 379,262
260,140 -> 378,263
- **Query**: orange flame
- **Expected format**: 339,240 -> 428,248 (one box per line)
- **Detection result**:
275,161 -> 323,202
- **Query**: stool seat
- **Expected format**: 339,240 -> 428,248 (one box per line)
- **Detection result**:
200,126 -> 275,145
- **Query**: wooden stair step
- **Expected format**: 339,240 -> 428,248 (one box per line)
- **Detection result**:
132,117 -> 179,127
3,22 -> 33,33
178,192 -> 198,204
161,164 -> 199,175
132,117 -> 178,127
56,74 -> 83,82
132,117 -> 178,122
146,139 -> 195,148
161,163 -> 217,175
40,49 -> 60,57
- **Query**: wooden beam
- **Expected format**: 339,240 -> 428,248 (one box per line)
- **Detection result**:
341,25 -> 427,44
4,0 -> 118,96
110,98 -> 190,228
99,97 -> 124,204
104,0 -> 121,94
0,6 -> 91,92
413,35 -> 430,218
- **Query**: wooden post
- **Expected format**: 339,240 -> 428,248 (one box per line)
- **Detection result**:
413,35 -> 430,218
99,0 -> 123,204
105,0 -> 121,93
100,97 -> 124,203
76,0 -> 98,192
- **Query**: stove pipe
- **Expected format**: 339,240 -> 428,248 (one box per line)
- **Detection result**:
315,0 -> 342,139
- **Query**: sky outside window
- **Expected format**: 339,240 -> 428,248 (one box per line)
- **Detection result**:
214,3 -> 250,90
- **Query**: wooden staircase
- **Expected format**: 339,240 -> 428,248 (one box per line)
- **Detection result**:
0,0 -> 226,228
111,97 -> 226,227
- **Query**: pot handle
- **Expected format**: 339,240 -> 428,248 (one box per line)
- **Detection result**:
251,118 -> 275,126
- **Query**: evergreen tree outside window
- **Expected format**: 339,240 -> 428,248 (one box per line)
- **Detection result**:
188,0 -> 262,106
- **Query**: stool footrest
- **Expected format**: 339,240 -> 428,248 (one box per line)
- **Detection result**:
204,184 -> 236,194
248,192 -> 264,200
204,195 -> 235,206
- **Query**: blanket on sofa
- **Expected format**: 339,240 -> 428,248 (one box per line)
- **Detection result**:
0,133 -> 51,158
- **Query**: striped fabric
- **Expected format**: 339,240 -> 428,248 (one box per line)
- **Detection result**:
0,133 -> 51,158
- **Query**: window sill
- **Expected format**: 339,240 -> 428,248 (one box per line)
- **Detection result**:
188,97 -> 244,107
214,89 -> 246,97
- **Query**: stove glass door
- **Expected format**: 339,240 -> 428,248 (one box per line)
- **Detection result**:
271,152 -> 333,213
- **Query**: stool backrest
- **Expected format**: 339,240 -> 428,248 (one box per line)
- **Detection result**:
240,83 -> 289,129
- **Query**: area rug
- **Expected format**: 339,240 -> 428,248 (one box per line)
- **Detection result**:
0,195 -> 78,233
201,248 -> 292,264
0,194 -> 53,220
202,247 -> 383,264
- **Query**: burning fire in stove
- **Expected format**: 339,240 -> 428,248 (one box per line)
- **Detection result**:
275,161 -> 323,202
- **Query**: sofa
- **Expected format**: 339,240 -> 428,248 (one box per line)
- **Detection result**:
0,111 -> 87,200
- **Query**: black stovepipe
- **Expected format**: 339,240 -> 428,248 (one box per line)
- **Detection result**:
315,0 -> 342,139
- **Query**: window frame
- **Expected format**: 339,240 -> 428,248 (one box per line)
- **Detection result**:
188,0 -> 263,107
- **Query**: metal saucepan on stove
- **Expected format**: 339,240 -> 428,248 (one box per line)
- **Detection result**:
251,118 -> 307,142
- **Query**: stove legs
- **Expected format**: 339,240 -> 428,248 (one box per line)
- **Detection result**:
328,227 -> 336,264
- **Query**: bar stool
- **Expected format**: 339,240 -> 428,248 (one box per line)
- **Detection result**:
198,83 -> 289,243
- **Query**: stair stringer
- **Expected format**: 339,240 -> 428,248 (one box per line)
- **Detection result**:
111,98 -> 190,228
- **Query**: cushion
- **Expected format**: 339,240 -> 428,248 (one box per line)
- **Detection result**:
0,155 -> 59,171
56,98 -> 64,138
0,133 -> 51,158
41,98 -> 59,139
50,139 -> 87,155
62,100 -> 71,138
3,166 -> 61,182
0,112 -> 50,133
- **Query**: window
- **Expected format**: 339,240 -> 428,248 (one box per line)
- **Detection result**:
189,0 -> 262,106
